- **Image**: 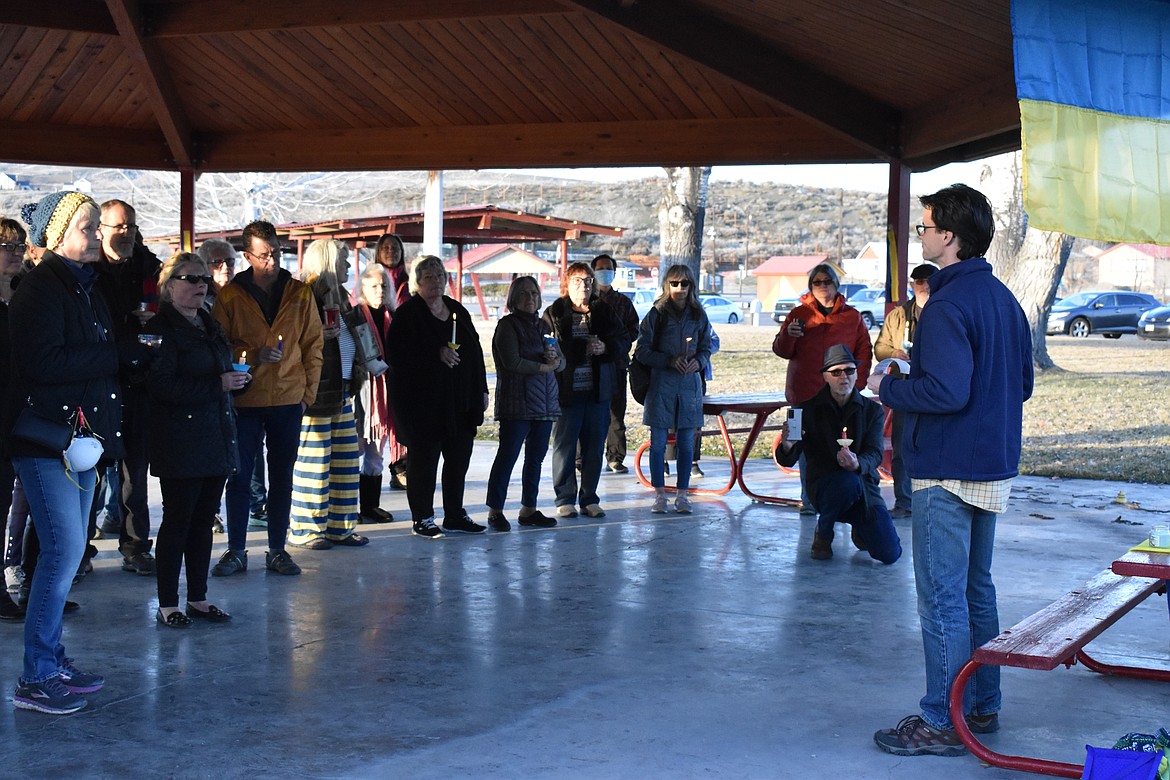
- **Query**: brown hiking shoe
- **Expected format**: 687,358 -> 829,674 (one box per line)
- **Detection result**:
874,715 -> 967,757
810,535 -> 833,560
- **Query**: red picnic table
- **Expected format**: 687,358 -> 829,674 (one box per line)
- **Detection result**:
633,393 -> 799,507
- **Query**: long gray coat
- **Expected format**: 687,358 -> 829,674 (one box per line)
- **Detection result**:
635,303 -> 711,429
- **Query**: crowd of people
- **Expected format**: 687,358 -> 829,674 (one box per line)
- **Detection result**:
0,184 -> 1034,766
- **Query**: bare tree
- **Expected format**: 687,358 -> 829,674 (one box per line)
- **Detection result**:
984,154 -> 1072,371
658,166 -> 711,280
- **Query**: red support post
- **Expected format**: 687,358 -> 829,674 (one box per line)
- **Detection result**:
179,168 -> 196,252
886,160 -> 910,309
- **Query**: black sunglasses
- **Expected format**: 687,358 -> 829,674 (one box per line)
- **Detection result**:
174,274 -> 213,285
825,367 -> 857,377
669,280 -> 691,288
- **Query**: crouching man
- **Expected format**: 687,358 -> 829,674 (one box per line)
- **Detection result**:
775,344 -> 901,564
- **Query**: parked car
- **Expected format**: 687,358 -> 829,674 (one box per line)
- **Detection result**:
1137,304 -> 1170,341
846,287 -> 912,329
1046,291 -> 1161,338
700,294 -> 741,323
772,293 -> 803,324
620,288 -> 656,320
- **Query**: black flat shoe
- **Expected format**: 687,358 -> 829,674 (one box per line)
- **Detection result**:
331,533 -> 370,547
186,604 -> 232,623
156,608 -> 192,628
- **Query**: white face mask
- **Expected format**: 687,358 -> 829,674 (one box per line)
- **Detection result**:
594,269 -> 615,287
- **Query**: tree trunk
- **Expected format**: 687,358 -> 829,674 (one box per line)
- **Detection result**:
1000,228 -> 1074,371
983,152 -> 1071,371
658,166 -> 711,281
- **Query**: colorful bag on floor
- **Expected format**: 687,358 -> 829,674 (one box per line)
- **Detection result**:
1081,746 -> 1160,779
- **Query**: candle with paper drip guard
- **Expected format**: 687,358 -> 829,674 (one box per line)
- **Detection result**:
837,426 -> 852,448
448,311 -> 460,350
277,335 -> 283,353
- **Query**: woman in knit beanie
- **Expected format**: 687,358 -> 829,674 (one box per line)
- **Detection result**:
6,190 -> 121,715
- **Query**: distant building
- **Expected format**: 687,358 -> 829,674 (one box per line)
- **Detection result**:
844,241 -> 923,287
750,255 -> 838,308
1096,243 -> 1170,297
0,173 -> 17,191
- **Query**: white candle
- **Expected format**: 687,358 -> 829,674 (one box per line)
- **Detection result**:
451,312 -> 458,344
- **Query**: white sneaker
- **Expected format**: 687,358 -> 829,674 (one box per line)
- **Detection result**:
675,494 -> 692,514
582,504 -> 606,518
651,491 -> 668,514
5,565 -> 23,594
556,505 -> 578,519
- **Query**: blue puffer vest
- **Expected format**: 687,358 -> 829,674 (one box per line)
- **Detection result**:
494,313 -> 560,421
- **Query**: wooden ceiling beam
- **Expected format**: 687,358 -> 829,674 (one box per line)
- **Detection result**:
144,0 -> 567,38
0,121 -> 172,169
197,117 -> 877,172
560,0 -> 900,158
0,3 -> 117,35
902,68 -> 1020,164
104,0 -> 195,168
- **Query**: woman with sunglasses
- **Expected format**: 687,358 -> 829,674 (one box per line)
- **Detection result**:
635,264 -> 712,513
144,252 -> 248,627
771,263 -> 872,513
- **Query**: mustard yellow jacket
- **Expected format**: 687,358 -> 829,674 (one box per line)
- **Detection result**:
211,274 -> 323,409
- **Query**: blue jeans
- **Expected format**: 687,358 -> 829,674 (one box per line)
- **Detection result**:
913,485 -> 1001,730
551,398 -> 609,508
226,405 -> 301,551
487,419 -> 553,510
649,427 -> 695,491
890,410 -> 912,510
13,457 -> 97,684
813,470 -> 901,565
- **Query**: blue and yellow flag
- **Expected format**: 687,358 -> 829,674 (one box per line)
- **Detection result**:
1013,0 -> 1170,244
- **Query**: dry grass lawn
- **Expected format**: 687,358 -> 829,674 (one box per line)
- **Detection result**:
474,322 -> 1170,485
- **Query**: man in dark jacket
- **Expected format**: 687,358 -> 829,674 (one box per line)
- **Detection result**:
590,254 -> 639,473
94,199 -> 161,576
775,344 -> 901,564
871,184 -> 1033,757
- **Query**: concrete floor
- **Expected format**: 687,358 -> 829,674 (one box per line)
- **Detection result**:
0,446 -> 1167,779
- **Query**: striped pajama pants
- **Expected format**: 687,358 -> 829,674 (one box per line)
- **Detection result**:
290,399 -> 360,541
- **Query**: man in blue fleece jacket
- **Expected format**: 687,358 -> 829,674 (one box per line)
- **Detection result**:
869,184 -> 1033,757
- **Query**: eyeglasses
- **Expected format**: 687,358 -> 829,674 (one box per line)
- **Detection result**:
245,248 -> 281,262
0,242 -> 21,254
825,367 -> 857,377
810,278 -> 835,287
569,277 -> 593,286
174,274 -> 213,285
669,280 -> 691,288
915,224 -> 945,237
911,278 -> 930,285
208,258 -> 232,268
100,222 -> 138,234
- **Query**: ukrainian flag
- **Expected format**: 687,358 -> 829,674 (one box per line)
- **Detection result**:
1013,0 -> 1170,244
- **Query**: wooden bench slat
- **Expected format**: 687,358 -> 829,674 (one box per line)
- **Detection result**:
973,569 -> 1163,671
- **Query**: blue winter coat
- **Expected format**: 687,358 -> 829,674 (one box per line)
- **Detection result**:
635,303 -> 711,429
878,258 -> 1033,481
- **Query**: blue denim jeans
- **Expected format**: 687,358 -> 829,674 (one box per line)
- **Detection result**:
551,398 -> 609,508
913,485 -> 1001,730
226,404 -> 302,551
13,457 -> 97,684
487,419 -> 554,510
813,470 -> 901,565
890,410 -> 912,510
649,427 -> 695,491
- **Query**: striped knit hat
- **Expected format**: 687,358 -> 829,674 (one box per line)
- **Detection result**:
20,191 -> 96,249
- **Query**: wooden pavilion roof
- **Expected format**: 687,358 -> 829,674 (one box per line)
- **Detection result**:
150,204 -> 623,248
1,1 -> 1019,174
